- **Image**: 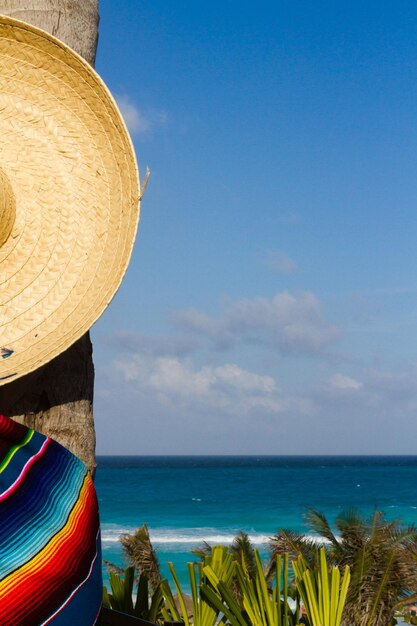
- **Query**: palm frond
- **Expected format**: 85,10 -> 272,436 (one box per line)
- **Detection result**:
231,531 -> 257,581
103,559 -> 125,577
268,528 -> 319,575
192,541 -> 213,559
304,509 -> 340,549
120,524 -> 162,591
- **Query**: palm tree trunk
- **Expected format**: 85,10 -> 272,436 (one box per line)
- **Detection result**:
0,0 -> 99,475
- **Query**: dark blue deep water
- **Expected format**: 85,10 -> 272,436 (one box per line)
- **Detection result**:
95,456 -> 417,583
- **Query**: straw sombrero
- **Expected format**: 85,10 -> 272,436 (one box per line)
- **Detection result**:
0,16 -> 141,385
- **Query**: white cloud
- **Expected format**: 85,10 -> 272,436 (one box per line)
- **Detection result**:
316,364 -> 417,420
265,251 -> 296,274
329,373 -> 363,390
115,95 -> 167,135
96,354 -> 417,453
96,307 -> 417,455
115,354 -> 284,415
172,291 -> 340,356
213,363 -> 276,393
367,368 -> 417,394
116,95 -> 150,133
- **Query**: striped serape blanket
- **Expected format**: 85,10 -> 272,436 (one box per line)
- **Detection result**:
0,414 -> 102,625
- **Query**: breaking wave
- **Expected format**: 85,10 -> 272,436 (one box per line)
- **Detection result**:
101,524 -> 271,547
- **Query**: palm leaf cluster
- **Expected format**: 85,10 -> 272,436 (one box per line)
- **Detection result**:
270,509 -> 417,625
105,510 -> 417,625
193,530 -> 258,605
110,526 -> 349,625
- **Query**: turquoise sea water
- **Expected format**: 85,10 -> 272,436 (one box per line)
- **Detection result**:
96,455 -> 417,585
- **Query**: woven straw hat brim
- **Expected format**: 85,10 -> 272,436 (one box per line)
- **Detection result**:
0,16 -> 140,385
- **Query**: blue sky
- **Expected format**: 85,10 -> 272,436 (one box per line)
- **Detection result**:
92,0 -> 417,454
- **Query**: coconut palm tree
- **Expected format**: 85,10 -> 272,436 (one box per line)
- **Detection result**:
0,0 -> 99,475
269,508 -> 417,626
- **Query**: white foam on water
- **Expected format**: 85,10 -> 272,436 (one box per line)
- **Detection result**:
151,532 -> 272,545
100,525 -> 272,546
101,524 -> 133,544
100,525 -> 335,548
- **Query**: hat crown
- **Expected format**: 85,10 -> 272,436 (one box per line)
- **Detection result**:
0,169 -> 15,248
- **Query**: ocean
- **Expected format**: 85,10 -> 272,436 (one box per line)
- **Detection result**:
96,455 -> 417,586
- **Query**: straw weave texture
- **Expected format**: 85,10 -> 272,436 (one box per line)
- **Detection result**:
0,16 -> 140,385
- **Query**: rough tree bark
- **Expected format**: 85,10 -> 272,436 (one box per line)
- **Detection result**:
0,0 -> 100,475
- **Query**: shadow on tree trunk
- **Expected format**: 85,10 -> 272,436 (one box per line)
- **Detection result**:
0,333 -> 96,475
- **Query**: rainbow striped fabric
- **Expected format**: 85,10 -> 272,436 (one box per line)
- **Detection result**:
0,414 -> 102,625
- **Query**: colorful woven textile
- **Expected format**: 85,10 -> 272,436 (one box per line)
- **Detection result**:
0,414 -> 102,625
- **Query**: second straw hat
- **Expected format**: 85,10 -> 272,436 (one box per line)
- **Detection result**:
0,15 -> 141,385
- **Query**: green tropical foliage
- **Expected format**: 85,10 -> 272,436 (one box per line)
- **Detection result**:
102,511 -> 417,625
206,549 -> 302,626
120,524 -> 162,592
102,565 -> 164,622
160,545 -> 237,626
193,531 -> 259,604
230,531 -> 257,581
270,508 -> 417,626
160,544 -> 349,626
292,547 -> 350,626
